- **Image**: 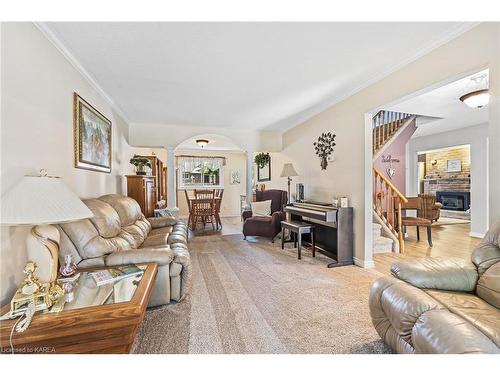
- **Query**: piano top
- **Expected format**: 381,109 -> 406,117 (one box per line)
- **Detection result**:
284,201 -> 337,222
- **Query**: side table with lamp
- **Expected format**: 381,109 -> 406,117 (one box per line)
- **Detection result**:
0,169 -> 94,327
280,163 -> 298,204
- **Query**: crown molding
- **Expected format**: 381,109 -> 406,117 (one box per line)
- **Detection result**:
33,22 -> 131,124
276,22 -> 481,133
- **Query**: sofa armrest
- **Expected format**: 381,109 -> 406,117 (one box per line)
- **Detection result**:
105,246 -> 174,267
391,257 -> 478,292
242,210 -> 253,221
147,216 -> 177,228
271,211 -> 284,225
435,202 -> 443,209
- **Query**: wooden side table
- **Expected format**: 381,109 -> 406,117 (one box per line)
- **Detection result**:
0,263 -> 157,354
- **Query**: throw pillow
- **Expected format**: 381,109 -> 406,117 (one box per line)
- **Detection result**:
251,200 -> 272,217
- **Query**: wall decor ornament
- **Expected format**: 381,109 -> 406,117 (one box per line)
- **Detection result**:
74,93 -> 112,173
313,132 -> 336,170
255,152 -> 271,182
382,155 -> 400,180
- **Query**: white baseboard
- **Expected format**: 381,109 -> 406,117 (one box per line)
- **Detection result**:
354,257 -> 375,269
469,231 -> 485,239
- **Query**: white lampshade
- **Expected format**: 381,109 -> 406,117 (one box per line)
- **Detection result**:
1,172 -> 93,226
280,163 -> 298,178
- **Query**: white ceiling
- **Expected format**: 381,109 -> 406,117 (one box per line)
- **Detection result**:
387,69 -> 489,137
175,133 -> 242,151
43,22 -> 476,131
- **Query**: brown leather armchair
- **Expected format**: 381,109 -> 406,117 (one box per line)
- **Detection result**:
242,189 -> 287,242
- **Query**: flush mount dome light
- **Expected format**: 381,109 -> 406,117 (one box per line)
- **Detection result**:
459,89 -> 490,109
196,139 -> 209,148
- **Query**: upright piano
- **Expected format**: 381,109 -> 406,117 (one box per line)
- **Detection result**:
283,201 -> 353,267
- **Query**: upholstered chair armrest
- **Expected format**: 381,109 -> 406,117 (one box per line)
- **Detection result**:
105,246 -> 174,267
271,211 -> 284,225
242,210 -> 253,221
391,257 -> 478,292
147,216 -> 177,229
434,202 -> 443,209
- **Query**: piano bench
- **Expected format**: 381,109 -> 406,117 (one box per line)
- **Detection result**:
280,221 -> 315,260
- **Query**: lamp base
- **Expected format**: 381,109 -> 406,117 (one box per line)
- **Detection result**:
26,224 -> 60,285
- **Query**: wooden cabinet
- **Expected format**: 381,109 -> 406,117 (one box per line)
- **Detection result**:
140,155 -> 167,205
126,175 -> 156,217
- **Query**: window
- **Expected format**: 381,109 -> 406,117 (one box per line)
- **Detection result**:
177,156 -> 225,189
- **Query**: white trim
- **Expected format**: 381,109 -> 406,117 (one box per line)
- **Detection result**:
364,113 -> 374,266
279,23 -> 479,133
354,257 -> 375,269
469,231 -> 485,239
33,22 -> 131,124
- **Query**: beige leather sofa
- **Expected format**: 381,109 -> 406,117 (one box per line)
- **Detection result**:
369,221 -> 500,354
56,194 -> 190,307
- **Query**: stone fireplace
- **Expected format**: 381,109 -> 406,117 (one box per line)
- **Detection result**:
424,178 -> 471,219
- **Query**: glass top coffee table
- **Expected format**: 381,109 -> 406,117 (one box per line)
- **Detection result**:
56,264 -> 147,312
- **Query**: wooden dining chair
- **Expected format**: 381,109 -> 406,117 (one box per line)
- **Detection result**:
192,189 -> 217,231
214,189 -> 224,230
396,196 -> 433,247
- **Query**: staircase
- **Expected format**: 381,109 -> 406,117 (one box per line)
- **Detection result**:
372,223 -> 394,253
372,110 -> 412,254
372,110 -> 413,156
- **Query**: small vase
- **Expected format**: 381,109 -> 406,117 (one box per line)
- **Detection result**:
320,157 -> 328,170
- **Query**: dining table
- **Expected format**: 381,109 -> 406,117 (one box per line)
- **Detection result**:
185,192 -> 223,230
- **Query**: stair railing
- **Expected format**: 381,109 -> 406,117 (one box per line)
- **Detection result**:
373,166 -> 408,253
372,110 -> 412,155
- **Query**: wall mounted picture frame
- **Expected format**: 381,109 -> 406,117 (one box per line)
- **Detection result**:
446,159 -> 461,173
230,169 -> 241,185
74,93 -> 112,173
257,159 -> 271,182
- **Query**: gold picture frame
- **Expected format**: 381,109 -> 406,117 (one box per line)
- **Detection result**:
73,93 -> 112,173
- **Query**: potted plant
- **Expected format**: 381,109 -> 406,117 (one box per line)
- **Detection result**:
129,155 -> 152,175
313,132 -> 336,170
254,152 -> 270,169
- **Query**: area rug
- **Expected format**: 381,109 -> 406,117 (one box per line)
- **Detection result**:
131,234 -> 391,354
432,217 -> 470,226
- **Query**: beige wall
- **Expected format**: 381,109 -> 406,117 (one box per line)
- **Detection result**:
176,150 -> 247,218
282,23 -> 500,266
0,23 -> 136,305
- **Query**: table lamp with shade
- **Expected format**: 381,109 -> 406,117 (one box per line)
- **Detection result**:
280,163 -> 298,203
1,170 -> 93,301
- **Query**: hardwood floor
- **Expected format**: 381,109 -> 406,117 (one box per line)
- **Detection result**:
374,222 -> 481,275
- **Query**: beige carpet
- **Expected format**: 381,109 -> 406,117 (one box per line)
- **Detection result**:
132,234 -> 391,354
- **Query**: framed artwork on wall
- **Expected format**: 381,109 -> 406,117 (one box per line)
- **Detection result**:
257,160 -> 271,182
447,159 -> 461,173
74,93 -> 112,173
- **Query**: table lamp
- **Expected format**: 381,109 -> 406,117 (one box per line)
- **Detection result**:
1,170 -> 93,296
280,163 -> 298,203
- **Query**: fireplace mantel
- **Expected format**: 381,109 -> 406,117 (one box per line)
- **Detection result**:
423,177 -> 470,196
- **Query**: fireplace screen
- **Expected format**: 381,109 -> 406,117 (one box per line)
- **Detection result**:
436,191 -> 470,212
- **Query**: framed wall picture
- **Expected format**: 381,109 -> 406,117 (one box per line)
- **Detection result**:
230,169 -> 241,185
257,160 -> 271,182
74,93 -> 112,173
447,159 -> 461,173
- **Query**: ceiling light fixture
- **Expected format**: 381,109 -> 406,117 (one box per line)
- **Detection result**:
459,73 -> 490,109
196,139 -> 209,148
459,89 -> 490,109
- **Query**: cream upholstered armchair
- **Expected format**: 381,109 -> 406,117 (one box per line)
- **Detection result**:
56,194 -> 190,306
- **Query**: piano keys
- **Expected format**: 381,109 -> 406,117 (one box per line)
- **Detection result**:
284,201 -> 354,267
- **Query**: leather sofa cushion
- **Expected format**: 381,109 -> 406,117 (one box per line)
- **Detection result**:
150,226 -> 174,237
472,220 -> 500,275
476,262 -> 500,308
105,246 -> 174,267
148,216 -> 178,228
412,309 -> 500,354
391,257 -> 478,292
377,277 -> 443,343
99,194 -> 144,226
141,233 -> 170,248
84,199 -> 121,238
426,289 -> 500,346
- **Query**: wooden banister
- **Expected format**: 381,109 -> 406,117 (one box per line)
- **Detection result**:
372,110 -> 412,155
373,166 -> 408,253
